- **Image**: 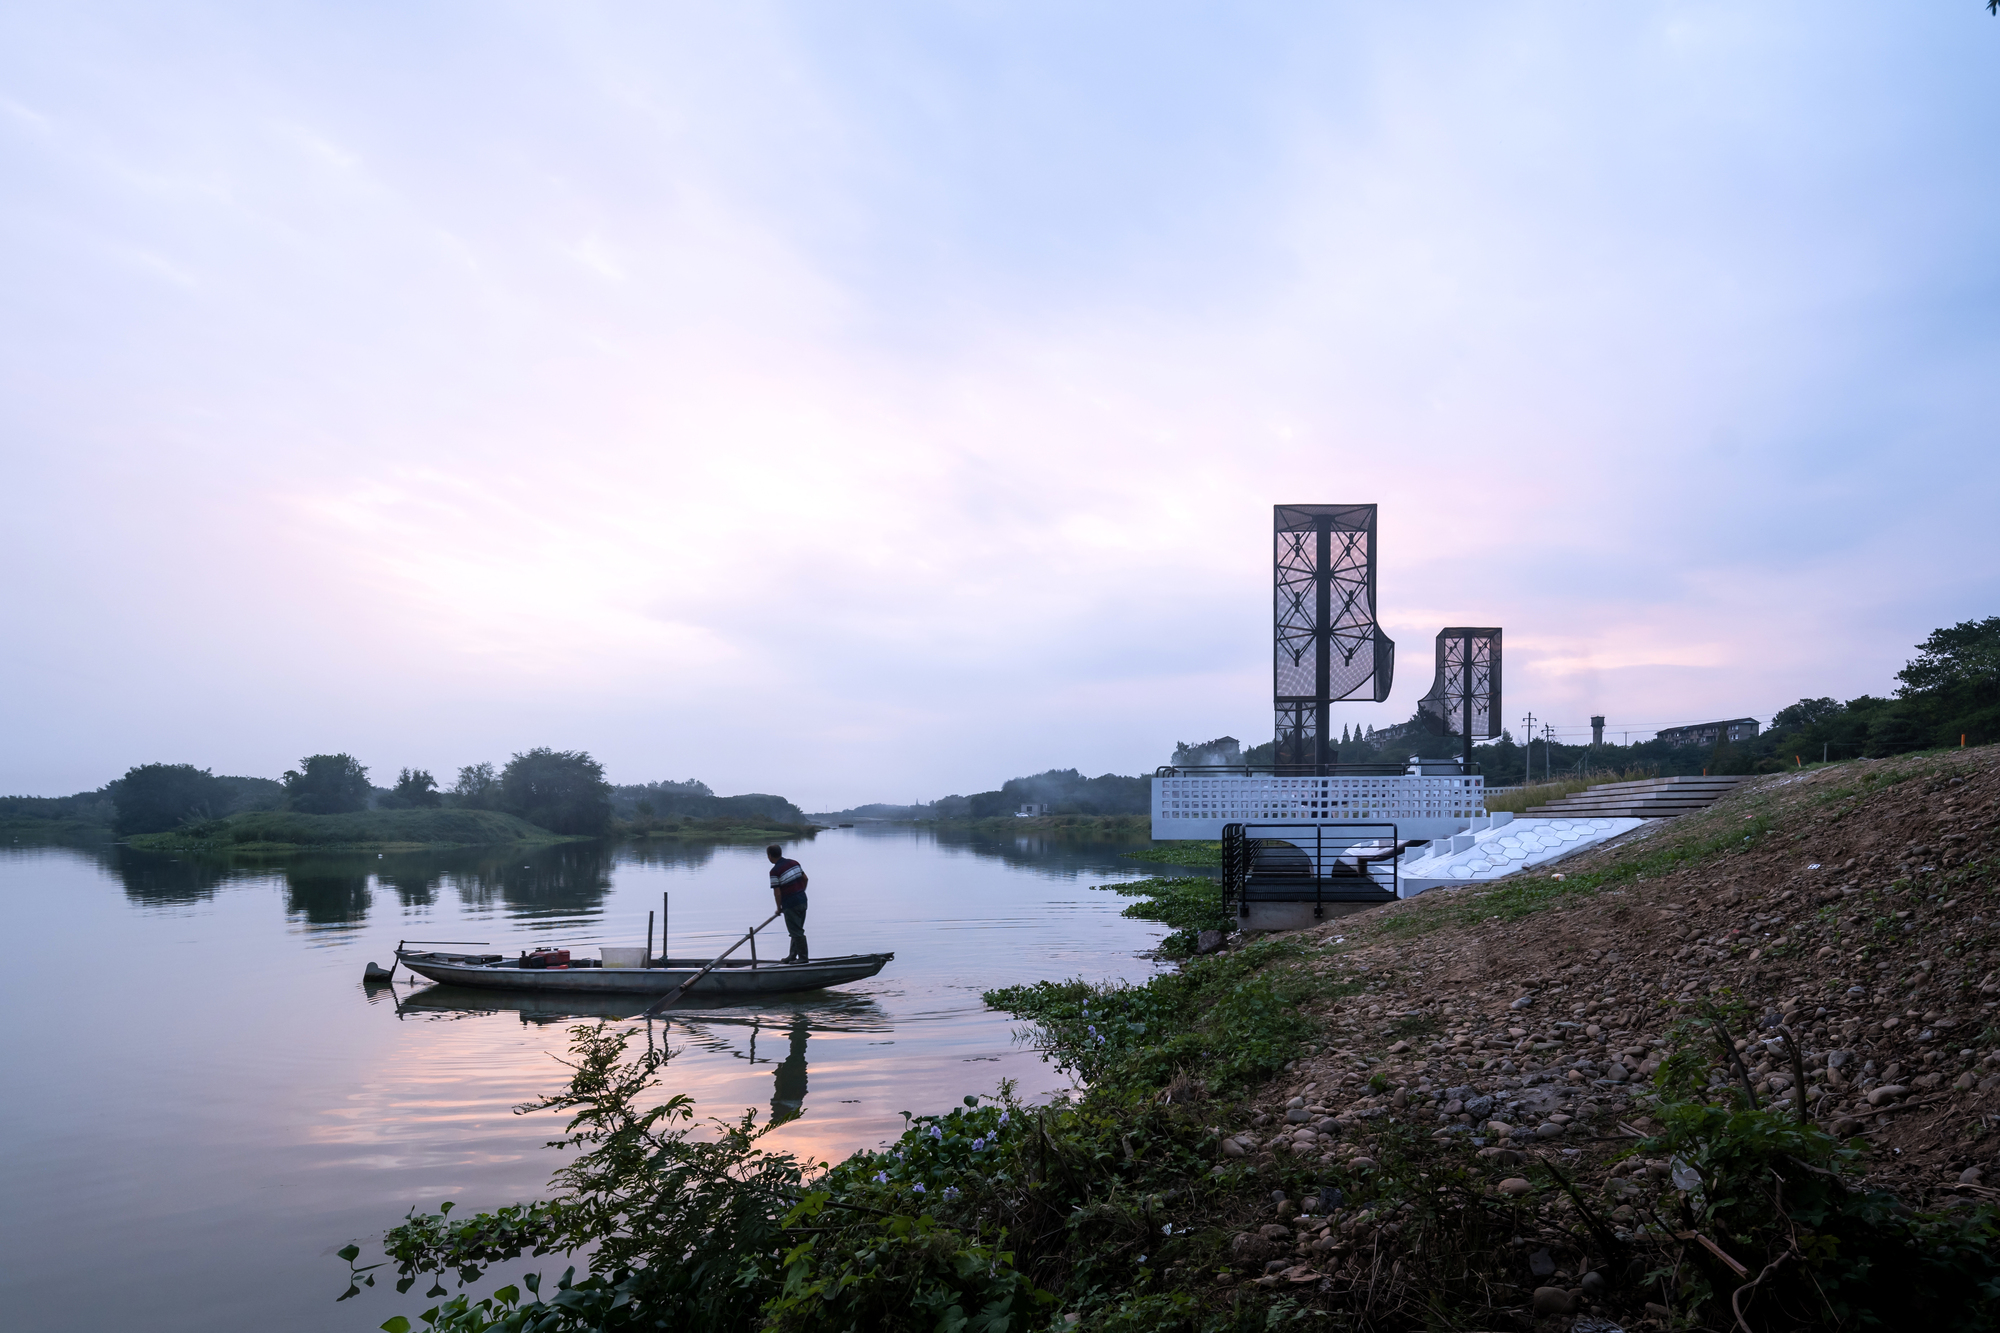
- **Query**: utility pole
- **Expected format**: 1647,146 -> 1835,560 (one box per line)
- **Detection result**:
1522,710 -> 1537,786
1542,723 -> 1556,781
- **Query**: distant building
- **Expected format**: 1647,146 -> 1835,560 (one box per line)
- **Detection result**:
1591,715 -> 1605,745
1015,803 -> 1049,817
1656,718 -> 1760,747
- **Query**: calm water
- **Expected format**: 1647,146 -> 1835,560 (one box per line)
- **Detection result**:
0,827 -> 1167,1331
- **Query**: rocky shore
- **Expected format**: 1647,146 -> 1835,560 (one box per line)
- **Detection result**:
1196,745 -> 2000,1322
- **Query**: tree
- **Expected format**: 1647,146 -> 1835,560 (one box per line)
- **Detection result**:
500,748 -> 612,835
1770,697 -> 1844,731
282,754 -> 372,814
108,763 -> 230,835
1896,617 -> 2000,697
451,762 -> 500,810
390,768 -> 442,808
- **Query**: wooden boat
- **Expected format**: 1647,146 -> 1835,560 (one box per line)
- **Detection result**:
395,948 -> 893,998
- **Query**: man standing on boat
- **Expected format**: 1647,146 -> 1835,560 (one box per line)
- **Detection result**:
768,844 -> 809,963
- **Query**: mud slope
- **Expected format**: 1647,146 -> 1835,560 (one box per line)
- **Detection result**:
1243,747 -> 2000,1205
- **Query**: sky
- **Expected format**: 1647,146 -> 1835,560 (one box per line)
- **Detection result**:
3,2 -> 1997,809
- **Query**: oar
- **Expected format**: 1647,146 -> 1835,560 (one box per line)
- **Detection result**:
640,910 -> 782,1018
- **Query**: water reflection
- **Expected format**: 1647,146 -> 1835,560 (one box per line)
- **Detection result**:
389,984 -> 876,1127
107,846 -> 235,906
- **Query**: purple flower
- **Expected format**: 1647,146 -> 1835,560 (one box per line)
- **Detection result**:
943,1186 -> 960,1201
873,1171 -> 889,1184
928,1125 -> 943,1141
997,1111 -> 1009,1127
912,1182 -> 926,1194
971,1137 -> 986,1152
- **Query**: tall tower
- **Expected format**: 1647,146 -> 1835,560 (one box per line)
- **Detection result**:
1591,715 -> 1605,746
1417,628 -> 1503,767
1273,504 -> 1395,771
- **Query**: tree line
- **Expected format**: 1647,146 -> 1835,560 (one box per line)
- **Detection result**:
1322,614 -> 2000,783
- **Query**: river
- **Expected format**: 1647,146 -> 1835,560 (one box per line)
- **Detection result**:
0,826 -> 1169,1331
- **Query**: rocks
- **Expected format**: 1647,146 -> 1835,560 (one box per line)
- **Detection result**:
1532,1286 -> 1581,1316
1580,1269 -> 1609,1298
1865,1084 -> 1909,1107
1195,929 -> 1226,955
1497,1177 -> 1533,1197
1257,1223 -> 1292,1240
1220,1137 -> 1248,1158
1285,1108 -> 1312,1124
1511,995 -> 1535,1010
1960,1166 -> 1985,1185
1287,1096 -> 1306,1109
1477,1146 -> 1525,1165
1485,1120 -> 1513,1138
1314,1117 -> 1341,1135
1346,1156 -> 1378,1170
1275,1199 -> 1299,1221
1230,1232 -> 1274,1265
1535,1121 -> 1566,1139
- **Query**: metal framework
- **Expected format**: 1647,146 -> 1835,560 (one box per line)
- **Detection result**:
1274,504 -> 1394,770
1416,627 -> 1502,767
1220,822 -> 1401,918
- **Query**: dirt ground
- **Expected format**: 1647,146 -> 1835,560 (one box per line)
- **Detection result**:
1210,746 -> 2000,1311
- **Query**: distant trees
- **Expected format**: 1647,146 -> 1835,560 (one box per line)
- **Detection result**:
451,762 -> 501,810
499,748 -> 612,835
384,768 -> 442,809
282,754 -> 372,814
108,763 -> 231,834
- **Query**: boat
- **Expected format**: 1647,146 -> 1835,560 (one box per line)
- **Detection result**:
395,948 -> 894,998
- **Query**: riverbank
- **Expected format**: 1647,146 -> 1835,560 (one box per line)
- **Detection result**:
338,745 -> 2000,1331
126,807 -> 572,852
611,817 -> 820,843
933,812 -> 1152,839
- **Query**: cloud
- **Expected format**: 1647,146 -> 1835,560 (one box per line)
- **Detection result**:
2,2 -> 1996,805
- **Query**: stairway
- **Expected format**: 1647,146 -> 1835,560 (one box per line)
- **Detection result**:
1520,774 -> 1754,820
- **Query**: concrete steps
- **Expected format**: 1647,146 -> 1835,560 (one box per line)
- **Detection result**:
1520,774 -> 1754,820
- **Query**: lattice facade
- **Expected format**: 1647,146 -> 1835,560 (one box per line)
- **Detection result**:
1152,772 -> 1485,841
1274,504 -> 1394,768
1416,627 -> 1502,763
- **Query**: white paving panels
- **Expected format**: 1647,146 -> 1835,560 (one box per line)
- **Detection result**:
1397,816 -> 1646,898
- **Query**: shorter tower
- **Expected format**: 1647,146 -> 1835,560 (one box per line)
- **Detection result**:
1591,715 -> 1605,746
1416,628 -> 1502,768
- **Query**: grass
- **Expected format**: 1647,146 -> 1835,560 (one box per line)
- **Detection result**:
126,807 -> 569,851
1122,841 -> 1221,867
0,816 -> 114,843
1093,875 -> 1231,954
1482,767 -> 1658,814
614,817 -> 819,842
947,813 -> 1153,839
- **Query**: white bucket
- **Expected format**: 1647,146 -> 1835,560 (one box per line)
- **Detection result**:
600,946 -> 648,969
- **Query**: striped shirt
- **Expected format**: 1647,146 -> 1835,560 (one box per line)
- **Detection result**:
770,857 -> 808,897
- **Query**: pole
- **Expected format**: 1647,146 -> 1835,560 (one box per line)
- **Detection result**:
663,892 -> 670,965
646,911 -> 654,967
1522,710 -> 1537,785
641,910 -> 784,1017
1461,632 -> 1474,772
1314,513 -> 1332,774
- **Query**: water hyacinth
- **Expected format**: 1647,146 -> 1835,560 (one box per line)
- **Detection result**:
971,1137 -> 985,1152
872,1171 -> 889,1185
911,1183 -> 925,1194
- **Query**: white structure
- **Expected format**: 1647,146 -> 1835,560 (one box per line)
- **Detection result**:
1396,813 -> 1644,896
1151,772 -> 1485,842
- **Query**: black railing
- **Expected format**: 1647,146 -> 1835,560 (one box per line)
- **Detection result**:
1220,821 -> 1402,919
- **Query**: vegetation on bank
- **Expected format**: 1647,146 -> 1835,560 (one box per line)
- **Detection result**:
609,815 -> 820,843
334,746 -> 2000,1331
127,808 -> 569,852
1124,841 -> 1222,868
